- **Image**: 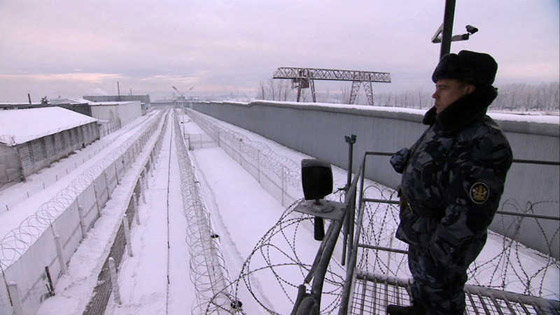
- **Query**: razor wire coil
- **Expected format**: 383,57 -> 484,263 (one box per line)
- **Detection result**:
173,110 -> 240,314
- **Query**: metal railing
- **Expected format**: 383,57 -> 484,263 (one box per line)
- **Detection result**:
337,151 -> 560,314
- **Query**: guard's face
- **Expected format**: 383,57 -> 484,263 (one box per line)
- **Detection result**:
432,79 -> 474,113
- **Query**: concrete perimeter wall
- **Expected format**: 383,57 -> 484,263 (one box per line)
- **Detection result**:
190,100 -> 560,258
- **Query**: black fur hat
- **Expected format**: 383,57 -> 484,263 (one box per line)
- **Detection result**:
432,50 -> 498,86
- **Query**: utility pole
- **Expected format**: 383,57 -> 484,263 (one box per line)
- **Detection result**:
117,81 -> 121,101
27,93 -> 32,105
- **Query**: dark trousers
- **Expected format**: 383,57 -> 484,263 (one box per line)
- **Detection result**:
408,245 -> 468,315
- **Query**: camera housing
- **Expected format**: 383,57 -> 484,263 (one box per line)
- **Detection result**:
466,25 -> 479,34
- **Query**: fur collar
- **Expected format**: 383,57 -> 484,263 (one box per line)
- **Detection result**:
423,85 -> 498,132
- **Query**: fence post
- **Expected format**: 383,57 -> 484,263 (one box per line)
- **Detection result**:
133,193 -> 140,225
108,257 -> 122,305
7,282 -> 23,315
141,181 -> 147,204
52,229 -> 68,274
104,171 -> 111,199
144,167 -> 150,189
77,202 -> 87,239
114,162 -> 121,185
93,182 -> 102,217
123,215 -> 133,257
238,139 -> 243,165
281,166 -> 285,206
257,150 -> 261,183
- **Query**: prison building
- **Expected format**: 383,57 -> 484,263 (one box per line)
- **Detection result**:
49,97 -> 93,116
88,101 -> 143,135
0,107 -> 99,186
84,95 -> 150,115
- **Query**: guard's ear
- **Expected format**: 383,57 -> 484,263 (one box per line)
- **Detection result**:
464,84 -> 476,95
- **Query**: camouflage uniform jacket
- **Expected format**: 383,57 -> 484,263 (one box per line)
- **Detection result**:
391,86 -> 513,268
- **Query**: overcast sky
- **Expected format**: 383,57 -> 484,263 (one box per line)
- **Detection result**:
0,0 -> 558,102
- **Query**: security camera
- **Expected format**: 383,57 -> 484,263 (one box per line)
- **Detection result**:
466,25 -> 478,34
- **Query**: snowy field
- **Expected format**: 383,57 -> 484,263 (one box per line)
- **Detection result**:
0,109 -> 557,315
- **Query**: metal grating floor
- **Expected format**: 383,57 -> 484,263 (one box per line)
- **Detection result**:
349,272 -> 560,315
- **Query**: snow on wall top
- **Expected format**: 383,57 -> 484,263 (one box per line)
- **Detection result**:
0,107 -> 97,146
49,97 -> 91,105
210,100 -> 559,136
248,100 -> 560,124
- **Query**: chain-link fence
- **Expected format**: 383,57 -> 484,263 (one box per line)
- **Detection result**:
185,109 -> 302,207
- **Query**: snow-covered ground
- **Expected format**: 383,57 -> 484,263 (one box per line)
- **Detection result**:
1,108 -> 558,315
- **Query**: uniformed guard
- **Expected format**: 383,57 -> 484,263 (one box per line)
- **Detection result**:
388,50 -> 513,315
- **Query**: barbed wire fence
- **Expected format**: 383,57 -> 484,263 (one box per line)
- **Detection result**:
184,108 -> 559,314
0,111 -> 165,315
83,110 -> 168,315
173,110 -> 241,314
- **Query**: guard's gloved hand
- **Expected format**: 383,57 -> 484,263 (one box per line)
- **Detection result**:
390,148 -> 410,174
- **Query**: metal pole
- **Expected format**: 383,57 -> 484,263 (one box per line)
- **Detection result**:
310,79 -> 317,102
440,0 -> 457,59
7,282 -> 23,315
53,234 -> 68,274
77,203 -> 87,239
342,134 -> 357,265
123,215 -> 133,257
93,182 -> 102,217
281,166 -> 285,206
108,257 -> 122,304
257,150 -> 261,183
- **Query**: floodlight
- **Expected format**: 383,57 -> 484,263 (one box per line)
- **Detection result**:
301,159 -> 333,202
301,159 -> 334,241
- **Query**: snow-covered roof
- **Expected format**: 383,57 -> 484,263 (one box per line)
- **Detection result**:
89,101 -> 140,106
49,97 -> 91,105
0,107 -> 97,146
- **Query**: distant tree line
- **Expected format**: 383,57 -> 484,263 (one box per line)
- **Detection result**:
256,80 -> 559,113
492,83 -> 559,113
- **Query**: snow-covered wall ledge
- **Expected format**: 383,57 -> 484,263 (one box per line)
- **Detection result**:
189,100 -> 560,258
202,100 -> 559,135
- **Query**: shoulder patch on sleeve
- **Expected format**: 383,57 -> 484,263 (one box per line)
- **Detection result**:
470,182 -> 490,205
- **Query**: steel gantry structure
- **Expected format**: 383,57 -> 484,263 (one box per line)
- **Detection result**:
272,67 -> 391,105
